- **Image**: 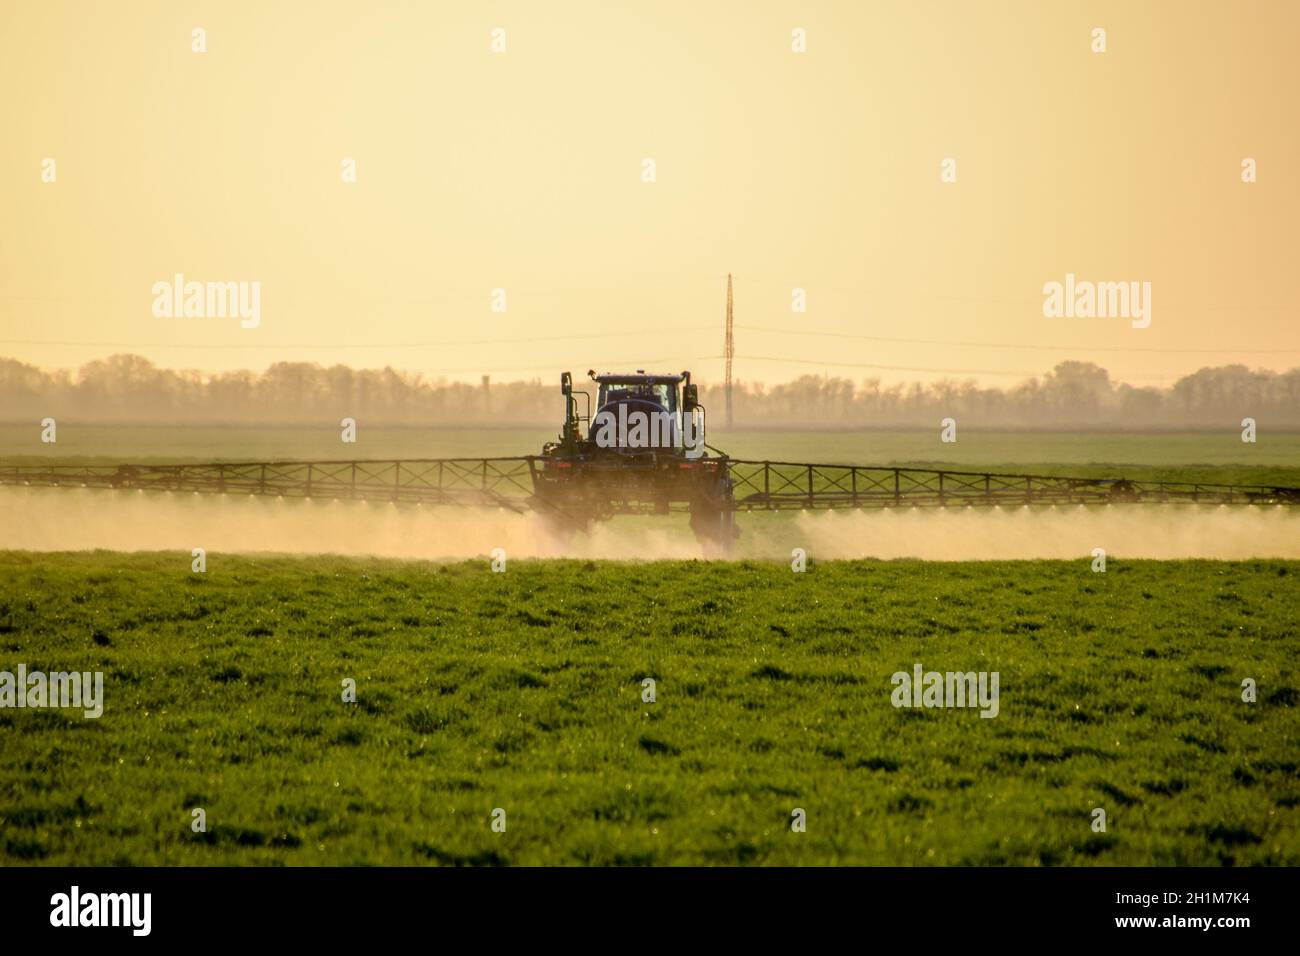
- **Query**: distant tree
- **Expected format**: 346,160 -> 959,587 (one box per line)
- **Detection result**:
0,354 -> 1295,428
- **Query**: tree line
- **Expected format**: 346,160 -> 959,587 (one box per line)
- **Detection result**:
1,354 -> 1297,428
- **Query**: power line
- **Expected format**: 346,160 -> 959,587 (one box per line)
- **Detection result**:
408,357 -> 691,374
732,355 -> 1073,378
736,324 -> 1300,355
724,273 -> 734,428
0,327 -> 714,351
722,355 -> 1186,382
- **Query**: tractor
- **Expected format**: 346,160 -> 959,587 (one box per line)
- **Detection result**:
535,369 -> 738,553
7,368 -> 1298,559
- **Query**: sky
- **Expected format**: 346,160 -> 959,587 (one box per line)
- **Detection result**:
1,0 -> 1297,389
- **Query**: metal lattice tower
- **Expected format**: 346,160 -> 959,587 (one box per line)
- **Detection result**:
724,273 -> 734,428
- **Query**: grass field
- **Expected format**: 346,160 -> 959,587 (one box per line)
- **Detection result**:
2,426 -> 1296,865
1,552 -> 1296,866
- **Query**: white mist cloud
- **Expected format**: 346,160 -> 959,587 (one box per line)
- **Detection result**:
2,488 -> 1298,561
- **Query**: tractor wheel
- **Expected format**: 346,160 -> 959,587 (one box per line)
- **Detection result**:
533,496 -> 592,545
690,505 -> 737,558
689,477 -> 739,557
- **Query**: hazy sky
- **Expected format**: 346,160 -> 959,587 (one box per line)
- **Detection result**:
2,0 -> 1297,388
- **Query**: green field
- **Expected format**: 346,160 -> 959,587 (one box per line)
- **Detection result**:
2,426 -> 1296,865
1,552 -> 1296,866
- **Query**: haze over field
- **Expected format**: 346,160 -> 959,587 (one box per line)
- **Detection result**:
5,488 -> 1300,561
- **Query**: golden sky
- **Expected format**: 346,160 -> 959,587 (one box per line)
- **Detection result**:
1,0 -> 1297,388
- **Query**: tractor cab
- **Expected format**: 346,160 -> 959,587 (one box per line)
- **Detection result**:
589,370 -> 695,454
547,369 -> 701,458
595,372 -> 680,417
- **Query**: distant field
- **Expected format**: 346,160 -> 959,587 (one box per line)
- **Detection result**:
3,424 -> 1299,487
1,552 -> 1296,865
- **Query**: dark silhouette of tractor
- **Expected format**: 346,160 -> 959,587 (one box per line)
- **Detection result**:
535,370 -> 737,553
6,368 -> 1296,558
